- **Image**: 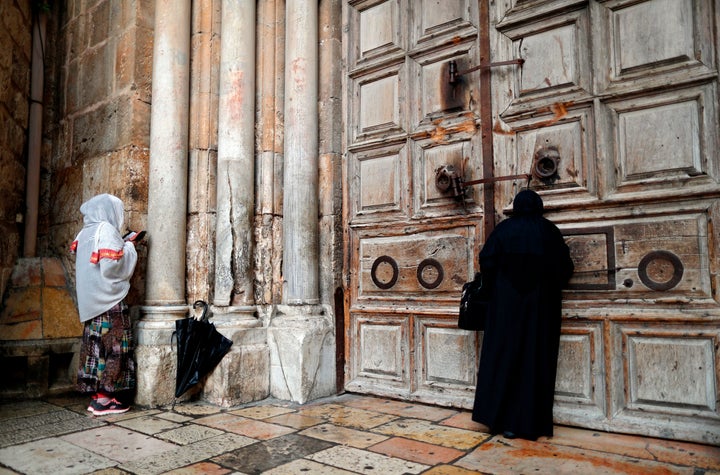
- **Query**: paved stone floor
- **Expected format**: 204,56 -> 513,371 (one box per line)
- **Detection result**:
0,393 -> 717,475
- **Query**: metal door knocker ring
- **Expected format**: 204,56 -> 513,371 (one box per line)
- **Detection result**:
533,147 -> 560,182
637,250 -> 684,291
417,258 -> 444,289
371,255 -> 399,289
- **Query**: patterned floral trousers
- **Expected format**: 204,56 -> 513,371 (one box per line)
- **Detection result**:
77,301 -> 136,394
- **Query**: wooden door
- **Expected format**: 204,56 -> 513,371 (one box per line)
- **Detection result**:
489,0 -> 720,444
342,0 -> 488,407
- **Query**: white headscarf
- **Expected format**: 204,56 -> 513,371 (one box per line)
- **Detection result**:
71,194 -> 137,322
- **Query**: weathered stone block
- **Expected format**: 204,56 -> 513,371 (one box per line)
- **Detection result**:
42,257 -> 67,286
88,1 -> 110,47
135,344 -> 177,407
203,343 -> 270,407
10,258 -> 41,287
269,311 -> 336,404
42,287 -> 81,339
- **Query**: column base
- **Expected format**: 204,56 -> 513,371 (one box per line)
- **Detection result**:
134,305 -> 188,407
269,305 -> 336,404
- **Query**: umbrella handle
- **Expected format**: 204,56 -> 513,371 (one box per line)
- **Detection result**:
193,300 -> 209,321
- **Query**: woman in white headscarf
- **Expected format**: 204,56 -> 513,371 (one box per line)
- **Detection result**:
71,194 -> 138,415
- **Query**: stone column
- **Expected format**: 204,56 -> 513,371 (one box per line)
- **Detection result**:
269,0 -> 335,404
136,0 -> 192,407
204,0 -> 269,407
282,0 -> 319,305
215,0 -> 256,307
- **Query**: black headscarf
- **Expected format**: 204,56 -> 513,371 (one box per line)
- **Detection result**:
512,189 -> 543,216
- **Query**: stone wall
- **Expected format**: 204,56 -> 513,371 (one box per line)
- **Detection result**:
43,0 -> 155,306
0,0 -> 156,397
0,0 -> 32,301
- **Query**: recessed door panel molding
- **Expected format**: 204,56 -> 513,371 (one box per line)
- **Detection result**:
596,0 -> 717,94
561,212 -> 713,302
554,322 -> 607,422
415,316 -> 479,407
411,45 -> 480,128
410,0 -> 478,52
610,322 -> 720,444
602,84 -> 719,196
347,0 -> 406,71
498,105 -> 597,201
350,313 -> 409,385
350,63 -> 408,144
354,225 -> 476,303
412,137 -> 482,217
495,7 -> 593,115
349,142 -> 409,223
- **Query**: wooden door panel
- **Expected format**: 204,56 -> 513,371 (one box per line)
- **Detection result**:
563,212 -> 713,299
610,323 -> 720,441
349,143 -> 409,223
349,0 -> 404,70
350,64 -> 408,144
413,138 -> 482,217
351,313 -> 409,387
603,85 -> 718,196
416,316 -> 479,406
596,0 -> 716,93
354,225 -> 476,303
554,322 -> 606,420
410,0 -> 477,48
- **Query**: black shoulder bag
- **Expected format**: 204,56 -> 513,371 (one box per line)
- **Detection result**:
458,272 -> 490,331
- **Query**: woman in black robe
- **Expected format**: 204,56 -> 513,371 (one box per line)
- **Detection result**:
472,189 -> 574,440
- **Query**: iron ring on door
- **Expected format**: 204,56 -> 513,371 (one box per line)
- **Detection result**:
371,255 -> 399,289
417,258 -> 444,289
637,250 -> 683,291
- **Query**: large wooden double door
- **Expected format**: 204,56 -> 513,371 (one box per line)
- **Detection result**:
342,0 -> 720,444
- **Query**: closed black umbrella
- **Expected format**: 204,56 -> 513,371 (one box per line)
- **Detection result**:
173,300 -> 233,399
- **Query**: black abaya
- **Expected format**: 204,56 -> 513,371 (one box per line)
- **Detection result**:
472,190 -> 574,440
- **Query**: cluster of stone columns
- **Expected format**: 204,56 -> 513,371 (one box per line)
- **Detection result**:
136,0 -> 334,407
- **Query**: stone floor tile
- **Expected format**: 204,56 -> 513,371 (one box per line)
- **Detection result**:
0,400 -> 62,421
160,461 -> 232,474
211,433 -> 335,475
299,423 -> 389,448
344,397 -> 459,421
227,418 -> 299,440
96,408 -> 161,423
547,426 -> 720,471
170,403 -> 223,416
373,418 -> 489,450
458,438 -> 697,475
60,425 -> 178,463
87,469 -> 133,475
369,436 -> 466,465
0,408 -> 106,448
195,413 -> 248,430
0,468 -> 19,475
155,424 -> 226,445
264,412 -> 325,429
196,413 -> 296,440
307,445 -> 429,475
155,411 -> 194,423
439,411 -> 490,432
229,405 -> 295,420
421,465 -> 486,475
119,432 -> 255,475
261,458 -> 357,474
0,437 -> 116,475
114,414 -> 184,435
297,403 -> 397,429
